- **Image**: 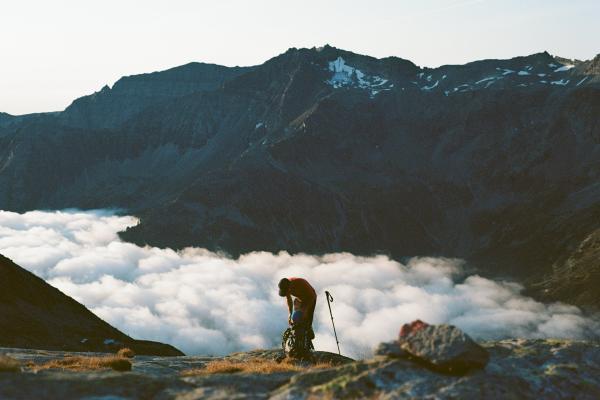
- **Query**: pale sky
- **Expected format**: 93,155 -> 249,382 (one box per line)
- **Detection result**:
1,0 -> 598,115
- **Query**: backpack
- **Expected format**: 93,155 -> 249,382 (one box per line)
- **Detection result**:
282,322 -> 314,360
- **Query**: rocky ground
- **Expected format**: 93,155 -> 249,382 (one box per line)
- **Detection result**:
1,338 -> 599,399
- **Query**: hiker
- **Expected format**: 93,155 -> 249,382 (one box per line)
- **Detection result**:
278,277 -> 317,338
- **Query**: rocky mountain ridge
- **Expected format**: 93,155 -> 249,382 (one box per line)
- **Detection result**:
0,45 -> 599,307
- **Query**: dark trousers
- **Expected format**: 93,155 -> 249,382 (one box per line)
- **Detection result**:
307,296 -> 317,330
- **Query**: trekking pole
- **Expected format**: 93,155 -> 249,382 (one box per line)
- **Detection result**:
325,290 -> 341,355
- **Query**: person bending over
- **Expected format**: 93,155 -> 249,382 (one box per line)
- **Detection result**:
278,277 -> 317,338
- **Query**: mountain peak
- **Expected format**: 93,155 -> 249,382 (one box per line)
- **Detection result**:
61,62 -> 250,129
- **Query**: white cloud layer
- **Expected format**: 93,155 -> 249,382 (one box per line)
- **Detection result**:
1,209 -> 598,357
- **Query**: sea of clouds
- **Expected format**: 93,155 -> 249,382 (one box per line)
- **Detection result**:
0,209 -> 598,358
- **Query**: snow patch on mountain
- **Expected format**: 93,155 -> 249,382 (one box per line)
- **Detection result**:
451,84 -> 470,93
327,56 -> 393,97
328,57 -> 354,88
371,77 -> 389,87
421,80 -> 439,90
554,65 -> 574,72
497,68 -> 515,75
326,55 -> 584,98
576,77 -> 589,86
475,76 -> 497,84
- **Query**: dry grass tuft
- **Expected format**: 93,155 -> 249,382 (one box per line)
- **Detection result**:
117,348 -> 135,358
0,356 -> 21,373
33,355 -> 132,372
182,357 -> 334,376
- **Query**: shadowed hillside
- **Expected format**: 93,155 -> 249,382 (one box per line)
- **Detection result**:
0,254 -> 183,356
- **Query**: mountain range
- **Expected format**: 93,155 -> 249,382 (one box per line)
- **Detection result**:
0,45 -> 598,307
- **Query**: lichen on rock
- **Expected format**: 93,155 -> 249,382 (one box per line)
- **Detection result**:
1,337 -> 600,399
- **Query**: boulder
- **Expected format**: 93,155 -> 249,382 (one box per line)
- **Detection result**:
400,319 -> 429,338
398,323 -> 489,375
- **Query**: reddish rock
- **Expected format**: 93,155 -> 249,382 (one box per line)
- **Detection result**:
399,319 -> 430,338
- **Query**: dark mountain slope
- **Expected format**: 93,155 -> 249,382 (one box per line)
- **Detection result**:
0,46 -> 599,307
0,112 -> 14,128
61,62 -> 252,129
0,254 -> 183,355
119,83 -> 600,281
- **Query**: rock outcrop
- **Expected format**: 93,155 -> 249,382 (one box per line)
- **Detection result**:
0,254 -> 183,356
377,322 -> 490,375
1,339 -> 599,399
397,323 -> 490,374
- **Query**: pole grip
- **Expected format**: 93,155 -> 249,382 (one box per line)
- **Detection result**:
326,290 -> 334,303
